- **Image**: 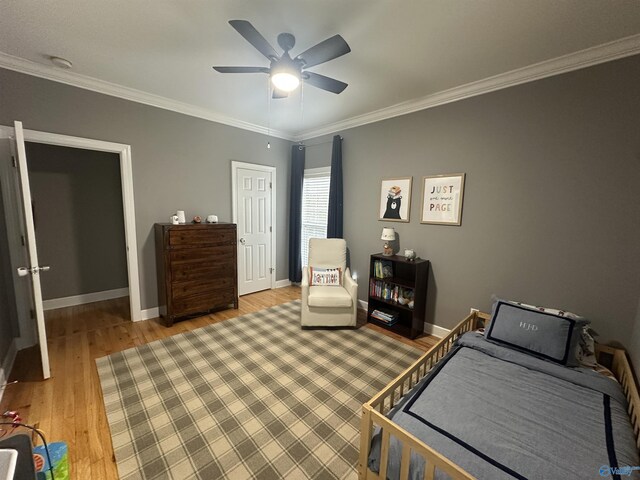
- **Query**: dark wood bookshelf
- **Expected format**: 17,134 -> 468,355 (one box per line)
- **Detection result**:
368,253 -> 429,339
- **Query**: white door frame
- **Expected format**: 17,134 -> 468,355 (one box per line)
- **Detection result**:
231,161 -> 276,290
0,124 -> 142,322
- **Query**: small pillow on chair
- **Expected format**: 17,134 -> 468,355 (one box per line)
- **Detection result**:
309,267 -> 342,286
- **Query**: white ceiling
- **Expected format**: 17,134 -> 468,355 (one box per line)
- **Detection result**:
1,1 -> 640,139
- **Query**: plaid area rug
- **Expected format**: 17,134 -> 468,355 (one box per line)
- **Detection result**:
97,300 -> 422,479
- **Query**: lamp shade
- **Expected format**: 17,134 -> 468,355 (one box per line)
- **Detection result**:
381,228 -> 396,241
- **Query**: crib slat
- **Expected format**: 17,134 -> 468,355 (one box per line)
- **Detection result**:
399,444 -> 410,479
379,430 -> 390,479
424,461 -> 435,480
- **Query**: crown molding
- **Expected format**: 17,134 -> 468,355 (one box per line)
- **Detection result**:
294,33 -> 640,141
2,32 -> 639,144
0,52 -> 295,141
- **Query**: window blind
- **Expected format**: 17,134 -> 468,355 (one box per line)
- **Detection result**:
301,168 -> 331,267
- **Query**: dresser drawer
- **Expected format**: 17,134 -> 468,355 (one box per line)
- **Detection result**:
169,245 -> 235,264
168,227 -> 235,247
171,259 -> 235,282
171,290 -> 237,316
170,277 -> 235,300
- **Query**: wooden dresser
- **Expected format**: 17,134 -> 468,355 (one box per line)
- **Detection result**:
155,223 -> 238,326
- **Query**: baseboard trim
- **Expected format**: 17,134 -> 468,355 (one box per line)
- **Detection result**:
275,279 -> 292,288
43,287 -> 129,310
15,336 -> 34,350
140,307 -> 160,321
0,338 -> 18,404
423,323 -> 450,338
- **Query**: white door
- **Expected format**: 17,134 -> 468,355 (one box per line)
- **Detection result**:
236,167 -> 272,295
0,131 -> 36,350
13,121 -> 51,379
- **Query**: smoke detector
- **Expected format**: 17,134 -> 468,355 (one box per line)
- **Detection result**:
50,56 -> 73,69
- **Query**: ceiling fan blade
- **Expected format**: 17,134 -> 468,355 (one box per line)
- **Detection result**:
229,20 -> 278,60
272,88 -> 289,99
303,72 -> 348,94
295,35 -> 351,68
212,66 -> 269,74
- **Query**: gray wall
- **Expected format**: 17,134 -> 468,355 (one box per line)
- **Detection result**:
630,300 -> 640,374
305,55 -> 640,344
304,141 -> 333,170
1,54 -> 638,348
0,68 -> 291,311
26,142 -> 127,299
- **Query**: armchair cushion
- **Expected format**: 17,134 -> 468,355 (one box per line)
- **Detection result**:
307,286 -> 353,308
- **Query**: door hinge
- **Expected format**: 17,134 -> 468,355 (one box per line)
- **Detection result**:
269,182 -> 272,189
29,308 -> 35,319
20,235 -> 25,246
11,156 -> 17,168
269,226 -> 272,233
269,267 -> 274,274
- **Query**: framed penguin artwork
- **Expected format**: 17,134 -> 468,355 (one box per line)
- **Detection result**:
378,177 -> 412,223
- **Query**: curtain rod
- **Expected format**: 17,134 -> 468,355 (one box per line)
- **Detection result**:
297,136 -> 343,149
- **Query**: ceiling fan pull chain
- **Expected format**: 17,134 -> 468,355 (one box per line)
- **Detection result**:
300,80 -> 304,129
267,78 -> 272,149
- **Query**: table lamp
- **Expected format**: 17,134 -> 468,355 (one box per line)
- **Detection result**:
381,228 -> 396,256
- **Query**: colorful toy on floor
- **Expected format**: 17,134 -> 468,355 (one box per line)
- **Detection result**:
34,442 -> 69,480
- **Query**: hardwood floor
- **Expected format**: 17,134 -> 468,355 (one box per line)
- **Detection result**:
0,286 -> 438,479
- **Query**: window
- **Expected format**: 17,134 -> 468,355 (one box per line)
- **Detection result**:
301,167 -> 331,267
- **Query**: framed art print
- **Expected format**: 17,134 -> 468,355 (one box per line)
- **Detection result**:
379,177 -> 412,222
421,173 -> 466,225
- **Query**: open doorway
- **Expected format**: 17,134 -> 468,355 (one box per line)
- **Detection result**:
25,142 -> 130,319
0,124 -> 141,380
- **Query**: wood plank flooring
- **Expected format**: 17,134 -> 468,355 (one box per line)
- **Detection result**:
0,286 -> 438,479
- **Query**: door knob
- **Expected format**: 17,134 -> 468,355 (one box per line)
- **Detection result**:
239,238 -> 246,245
17,266 -> 51,276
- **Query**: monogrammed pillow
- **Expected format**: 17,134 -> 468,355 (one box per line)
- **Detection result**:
485,299 -> 589,366
309,267 -> 342,286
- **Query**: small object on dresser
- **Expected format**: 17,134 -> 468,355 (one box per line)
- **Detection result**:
404,249 -> 416,261
170,214 -> 179,225
207,214 -> 218,223
176,210 -> 186,223
193,215 -> 202,223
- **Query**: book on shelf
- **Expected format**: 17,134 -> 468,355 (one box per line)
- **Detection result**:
370,308 -> 399,326
373,259 -> 393,279
369,279 -> 414,307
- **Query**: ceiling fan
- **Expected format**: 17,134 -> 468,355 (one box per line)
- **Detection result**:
213,20 -> 351,98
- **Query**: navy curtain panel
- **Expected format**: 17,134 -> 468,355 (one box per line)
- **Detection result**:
288,145 -> 305,283
327,135 -> 343,238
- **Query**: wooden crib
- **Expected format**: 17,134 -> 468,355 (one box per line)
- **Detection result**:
358,310 -> 640,479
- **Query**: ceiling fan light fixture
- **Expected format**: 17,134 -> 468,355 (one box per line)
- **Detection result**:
213,20 -> 350,96
271,71 -> 300,92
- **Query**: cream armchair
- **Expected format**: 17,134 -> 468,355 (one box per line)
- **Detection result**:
301,238 -> 358,327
